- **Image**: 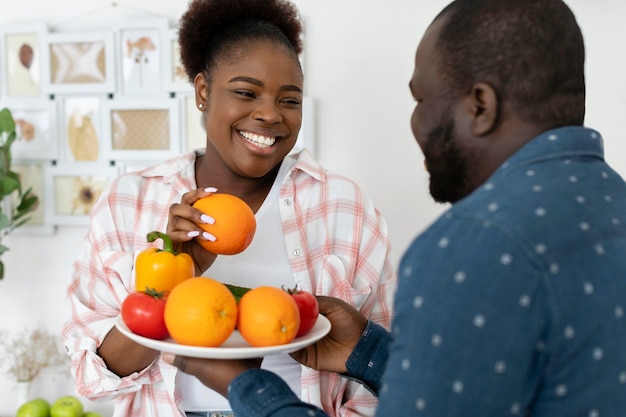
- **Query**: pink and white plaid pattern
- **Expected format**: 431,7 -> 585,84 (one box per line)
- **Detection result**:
62,149 -> 396,417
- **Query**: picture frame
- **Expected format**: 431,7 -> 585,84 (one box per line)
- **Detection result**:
0,98 -> 59,160
10,160 -> 56,235
44,162 -> 119,226
57,95 -> 106,162
180,94 -> 205,152
163,28 -> 193,94
113,18 -> 169,97
100,97 -> 180,161
41,31 -> 115,95
1,23 -> 48,98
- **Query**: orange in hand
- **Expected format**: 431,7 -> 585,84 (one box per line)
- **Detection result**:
164,277 -> 237,347
192,193 -> 256,255
237,286 -> 300,347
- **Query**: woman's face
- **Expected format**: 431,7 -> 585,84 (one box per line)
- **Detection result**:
196,40 -> 303,180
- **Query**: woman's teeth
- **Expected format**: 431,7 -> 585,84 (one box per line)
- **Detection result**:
239,131 -> 276,148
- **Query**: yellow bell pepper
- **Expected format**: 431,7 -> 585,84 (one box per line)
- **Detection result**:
135,231 -> 194,293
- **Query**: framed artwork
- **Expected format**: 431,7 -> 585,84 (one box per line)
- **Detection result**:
100,97 -> 180,161
1,98 -> 58,160
41,32 -> 115,94
44,162 -> 118,226
113,18 -> 169,97
290,96 -> 316,156
163,28 -> 192,93
57,95 -> 105,162
1,23 -> 48,98
10,161 -> 56,235
181,94 -> 205,152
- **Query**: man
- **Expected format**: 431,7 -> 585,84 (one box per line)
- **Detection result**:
166,0 -> 626,415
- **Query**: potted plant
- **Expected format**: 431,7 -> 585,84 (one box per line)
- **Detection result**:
0,107 -> 39,280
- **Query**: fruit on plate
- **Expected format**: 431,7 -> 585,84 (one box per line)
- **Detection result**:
121,289 -> 169,340
83,412 -> 104,417
164,277 -> 238,347
135,231 -> 194,292
50,395 -> 83,417
284,286 -> 319,337
192,193 -> 256,255
238,286 -> 300,347
16,398 -> 50,417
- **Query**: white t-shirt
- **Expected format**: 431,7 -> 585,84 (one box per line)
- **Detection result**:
177,158 -> 302,411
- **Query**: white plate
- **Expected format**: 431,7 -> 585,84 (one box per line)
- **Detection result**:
115,315 -> 331,359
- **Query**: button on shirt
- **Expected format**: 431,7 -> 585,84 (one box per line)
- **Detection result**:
226,126 -> 626,416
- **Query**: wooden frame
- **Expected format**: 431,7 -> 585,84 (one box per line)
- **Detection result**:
1,98 -> 59,160
113,18 -> 169,97
1,23 -> 48,98
44,162 -> 118,226
57,95 -> 106,162
41,31 -> 115,95
100,97 -> 180,161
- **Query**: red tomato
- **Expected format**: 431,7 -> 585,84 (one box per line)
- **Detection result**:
121,290 -> 169,340
285,287 -> 319,337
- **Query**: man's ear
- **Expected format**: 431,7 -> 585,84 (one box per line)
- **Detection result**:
194,72 -> 208,108
466,82 -> 499,136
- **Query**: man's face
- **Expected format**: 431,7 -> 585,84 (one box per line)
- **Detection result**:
409,18 -> 473,204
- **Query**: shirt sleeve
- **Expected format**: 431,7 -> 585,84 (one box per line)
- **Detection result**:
229,369 -> 329,417
344,320 -> 392,395
61,179 -> 162,401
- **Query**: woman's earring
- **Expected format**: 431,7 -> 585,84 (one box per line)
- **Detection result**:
198,103 -> 204,110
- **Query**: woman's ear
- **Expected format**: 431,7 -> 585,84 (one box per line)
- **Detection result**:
467,82 -> 499,136
194,73 -> 208,110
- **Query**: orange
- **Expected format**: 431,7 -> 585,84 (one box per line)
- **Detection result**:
164,277 -> 237,347
192,193 -> 257,255
237,286 -> 300,347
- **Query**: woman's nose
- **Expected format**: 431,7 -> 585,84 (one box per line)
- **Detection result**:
251,98 -> 283,124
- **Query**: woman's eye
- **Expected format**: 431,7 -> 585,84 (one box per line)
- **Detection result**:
235,90 -> 256,98
281,98 -> 301,106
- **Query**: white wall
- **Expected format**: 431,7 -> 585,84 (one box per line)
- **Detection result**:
0,1 -> 624,415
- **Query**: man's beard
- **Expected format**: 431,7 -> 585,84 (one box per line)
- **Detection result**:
423,116 -> 471,204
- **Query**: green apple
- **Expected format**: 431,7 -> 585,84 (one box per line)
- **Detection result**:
50,396 -> 84,417
83,412 -> 104,417
16,398 -> 51,417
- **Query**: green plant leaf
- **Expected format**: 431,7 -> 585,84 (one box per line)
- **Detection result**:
0,108 -> 15,134
0,213 -> 9,229
0,175 -> 19,195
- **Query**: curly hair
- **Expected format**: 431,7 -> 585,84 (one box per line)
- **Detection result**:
178,0 -> 303,84
433,0 -> 585,128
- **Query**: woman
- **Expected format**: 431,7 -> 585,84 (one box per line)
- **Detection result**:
62,0 -> 396,416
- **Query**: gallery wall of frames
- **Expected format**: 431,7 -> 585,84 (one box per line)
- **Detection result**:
0,19 -> 315,233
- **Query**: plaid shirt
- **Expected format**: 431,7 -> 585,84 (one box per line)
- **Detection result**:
62,149 -> 396,417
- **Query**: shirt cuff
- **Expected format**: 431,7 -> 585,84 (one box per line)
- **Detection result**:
344,320 -> 391,396
229,369 -> 327,417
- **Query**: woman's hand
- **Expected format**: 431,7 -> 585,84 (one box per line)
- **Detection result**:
167,187 -> 219,274
162,353 -> 262,397
289,296 -> 367,373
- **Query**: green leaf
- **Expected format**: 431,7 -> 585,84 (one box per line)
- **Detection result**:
0,108 -> 16,134
0,175 -> 19,195
0,213 -> 9,229
0,260 -> 4,280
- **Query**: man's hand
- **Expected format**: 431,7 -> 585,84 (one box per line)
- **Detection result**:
289,296 -> 367,373
163,353 -> 262,397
